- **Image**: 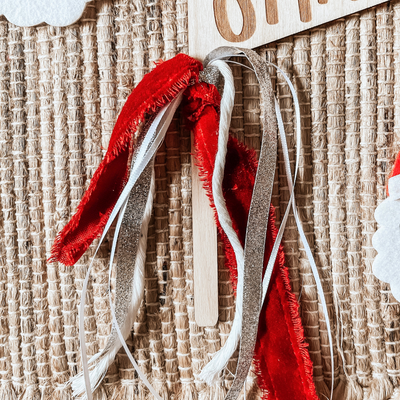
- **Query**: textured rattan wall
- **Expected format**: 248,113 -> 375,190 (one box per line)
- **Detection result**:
0,1 -> 399,399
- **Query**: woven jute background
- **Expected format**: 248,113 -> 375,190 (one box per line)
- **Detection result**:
0,0 -> 400,399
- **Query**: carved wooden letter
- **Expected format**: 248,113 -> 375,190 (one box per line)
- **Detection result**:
298,0 -> 312,22
265,0 -> 278,25
213,0 -> 256,42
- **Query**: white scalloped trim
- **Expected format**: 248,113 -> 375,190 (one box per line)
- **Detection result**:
0,0 -> 91,27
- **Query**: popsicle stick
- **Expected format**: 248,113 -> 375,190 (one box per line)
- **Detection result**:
191,137 -> 219,328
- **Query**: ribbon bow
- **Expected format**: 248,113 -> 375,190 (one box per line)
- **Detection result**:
51,50 -> 329,400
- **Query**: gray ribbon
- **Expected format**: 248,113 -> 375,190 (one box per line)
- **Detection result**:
205,47 -> 278,400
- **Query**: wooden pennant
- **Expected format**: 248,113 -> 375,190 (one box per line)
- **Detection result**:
188,0 -> 387,60
189,0 -> 385,326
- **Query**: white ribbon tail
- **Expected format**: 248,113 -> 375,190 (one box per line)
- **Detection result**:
261,69 -> 334,400
74,93 -> 183,400
197,60 -> 244,385
70,167 -> 155,400
198,55 -> 333,400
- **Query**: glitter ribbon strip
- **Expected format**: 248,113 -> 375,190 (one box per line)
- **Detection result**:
204,48 -> 334,400
78,94 -> 183,400
205,47 -> 278,400
101,162 -> 153,355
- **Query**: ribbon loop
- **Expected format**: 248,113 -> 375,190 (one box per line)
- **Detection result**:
202,48 -> 334,400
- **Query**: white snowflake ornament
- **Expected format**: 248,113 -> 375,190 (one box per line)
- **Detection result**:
0,0 -> 91,27
373,171 -> 400,301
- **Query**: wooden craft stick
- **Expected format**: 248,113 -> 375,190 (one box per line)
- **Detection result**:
191,135 -> 218,328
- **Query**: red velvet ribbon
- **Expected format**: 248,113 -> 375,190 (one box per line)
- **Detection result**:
185,82 -> 318,400
50,54 -> 202,266
51,54 -> 318,400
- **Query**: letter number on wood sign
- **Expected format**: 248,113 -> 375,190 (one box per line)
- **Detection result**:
214,0 -> 256,42
189,0 -> 388,60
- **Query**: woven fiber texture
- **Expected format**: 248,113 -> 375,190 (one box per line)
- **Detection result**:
1,1 -> 400,399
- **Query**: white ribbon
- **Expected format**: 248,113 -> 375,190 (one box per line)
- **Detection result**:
204,54 -> 334,400
78,92 -> 183,400
262,61 -> 334,400
265,66 -> 334,400
199,60 -> 246,385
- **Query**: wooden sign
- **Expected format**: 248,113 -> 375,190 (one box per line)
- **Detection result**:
188,0 -> 387,59
189,0 -> 386,326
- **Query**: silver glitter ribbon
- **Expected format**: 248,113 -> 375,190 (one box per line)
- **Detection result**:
79,93 -> 183,400
102,161 -> 153,354
205,47 -> 278,400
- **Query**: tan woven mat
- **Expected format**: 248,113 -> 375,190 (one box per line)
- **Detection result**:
0,1 -> 399,399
